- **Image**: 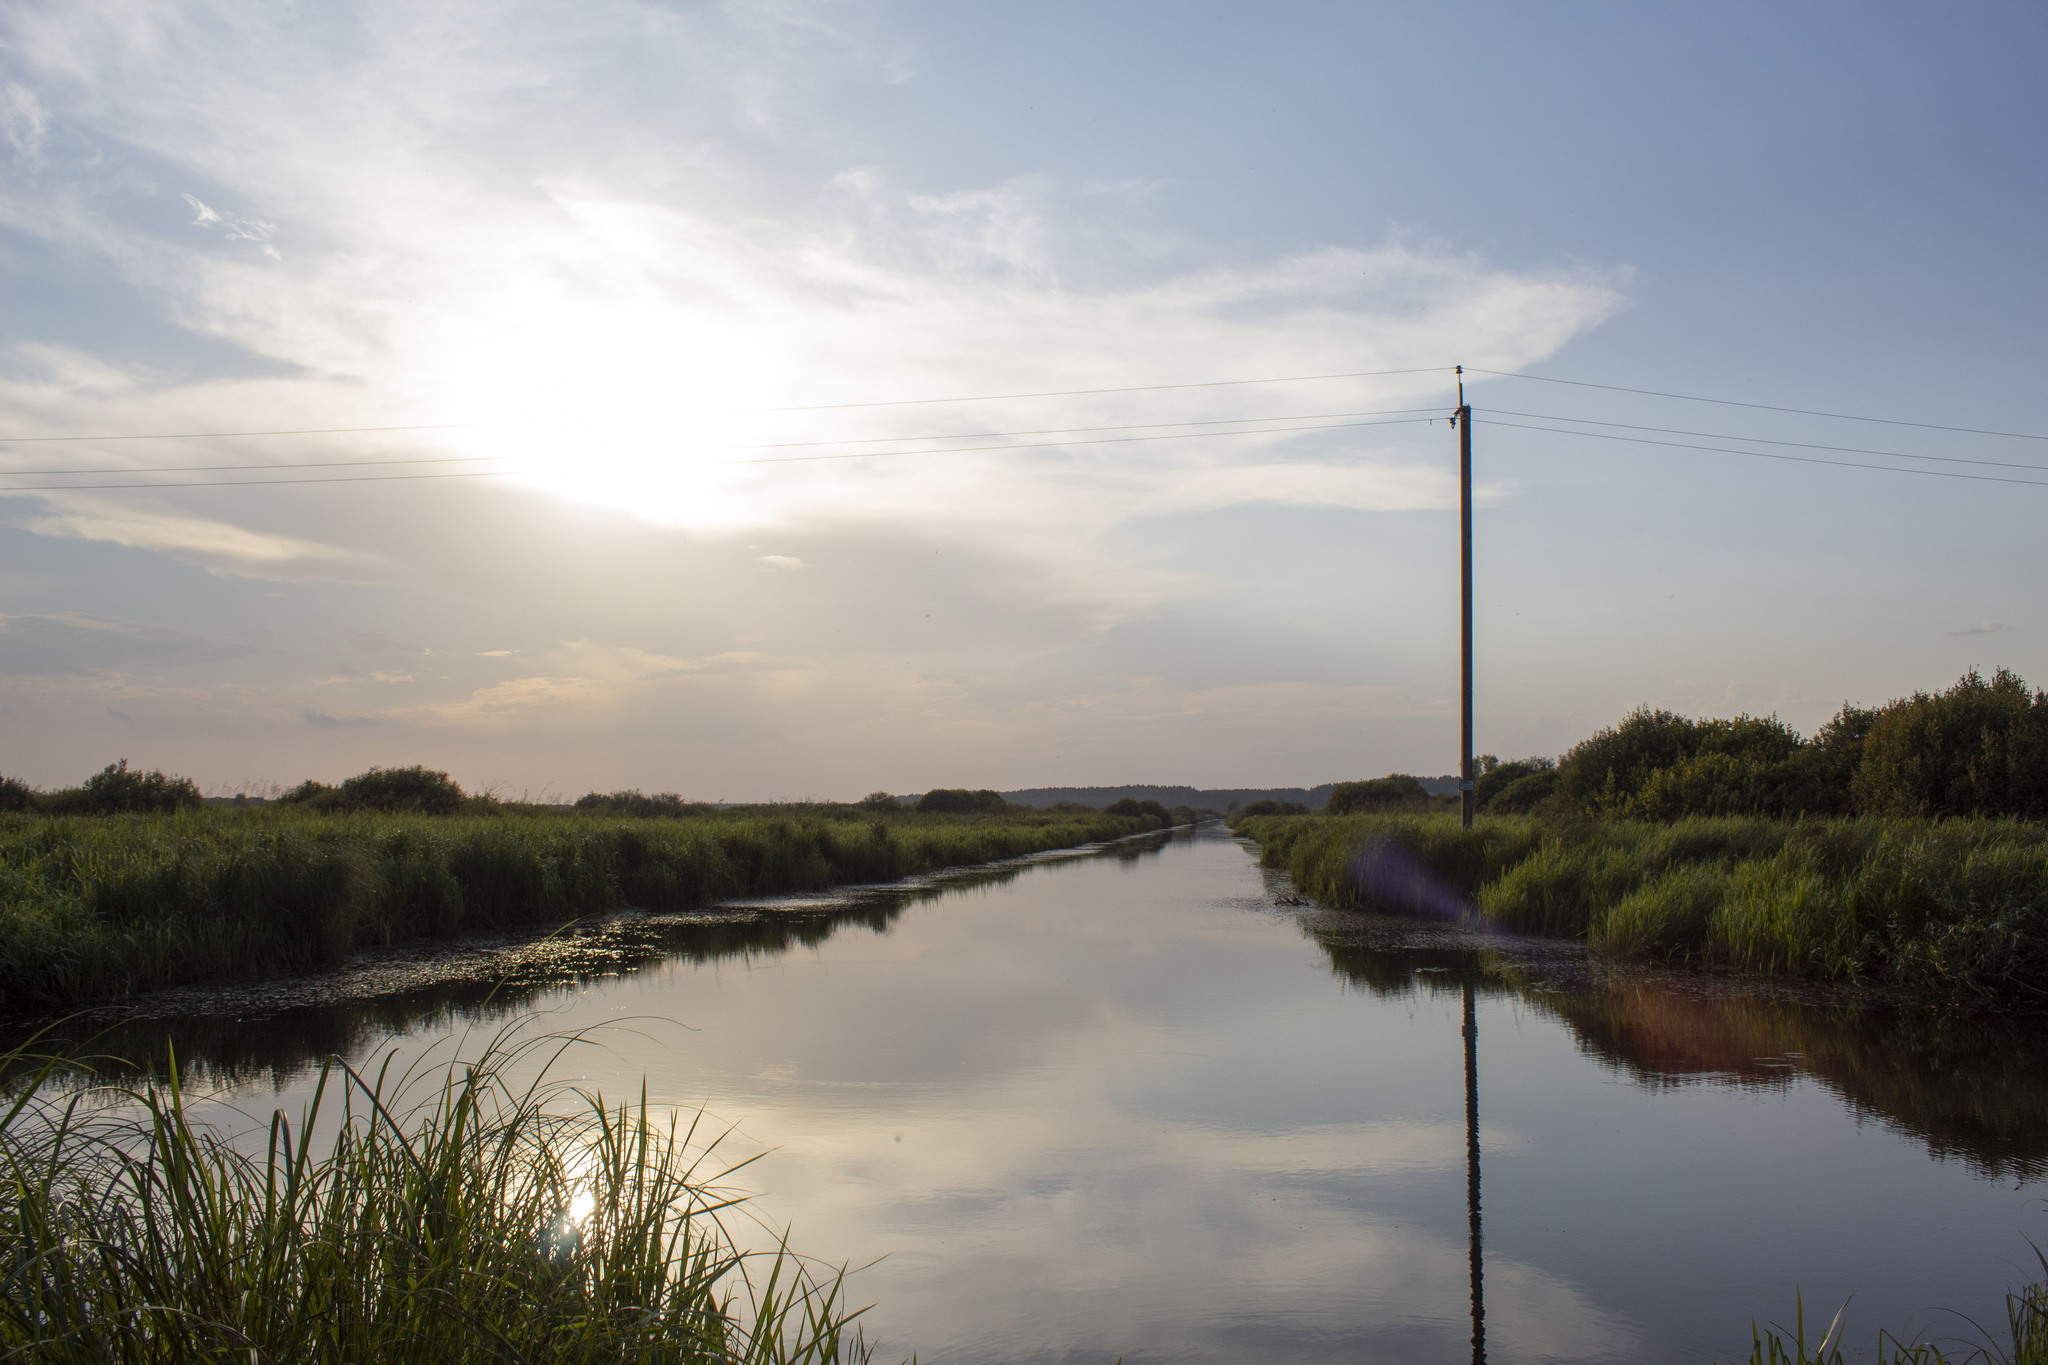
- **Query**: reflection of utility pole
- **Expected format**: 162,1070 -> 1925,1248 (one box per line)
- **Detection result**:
1455,367 -> 1475,830
1464,979 -> 1486,1364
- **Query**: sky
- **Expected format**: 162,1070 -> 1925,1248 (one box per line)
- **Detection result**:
3,1 -> 2046,800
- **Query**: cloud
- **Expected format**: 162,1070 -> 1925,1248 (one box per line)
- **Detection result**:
759,554 -> 805,570
303,709 -> 379,729
1948,621 -> 2009,638
0,1 -> 1624,586
6,492 -> 393,581
0,611 -> 252,676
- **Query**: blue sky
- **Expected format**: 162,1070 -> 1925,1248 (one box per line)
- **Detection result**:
3,1 -> 2044,798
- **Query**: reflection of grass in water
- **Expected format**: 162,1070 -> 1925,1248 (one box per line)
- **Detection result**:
1301,916 -> 2048,1181
0,806 -> 1164,1013
0,1030 -> 871,1363
5,829 -> 1183,1092
1241,812 -> 2048,1011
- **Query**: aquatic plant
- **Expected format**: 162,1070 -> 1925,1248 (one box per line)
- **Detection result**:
0,806 -> 1164,1011
0,1031 -> 867,1363
1235,812 -> 2048,1011
1738,1266 -> 2048,1363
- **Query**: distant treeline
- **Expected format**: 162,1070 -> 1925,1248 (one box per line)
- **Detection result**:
1002,781 -> 1462,812
1473,667 -> 2048,822
0,767 -> 1210,825
1283,668 -> 2048,825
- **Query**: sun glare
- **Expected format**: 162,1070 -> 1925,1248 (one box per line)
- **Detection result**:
413,198 -> 809,530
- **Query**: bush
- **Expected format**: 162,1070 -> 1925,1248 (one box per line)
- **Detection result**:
915,788 -> 1010,815
0,776 -> 33,813
859,791 -> 901,812
1327,775 -> 1429,814
46,760 -> 205,814
1854,668 -> 2048,818
573,790 -> 707,818
284,767 -> 469,814
1233,799 -> 1309,820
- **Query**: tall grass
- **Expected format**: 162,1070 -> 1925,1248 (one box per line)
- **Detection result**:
1236,812 -> 2048,1010
1738,1271 -> 2048,1363
0,806 -> 1160,1011
0,1032 -> 867,1362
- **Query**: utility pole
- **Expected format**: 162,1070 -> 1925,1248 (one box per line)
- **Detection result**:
1464,978 -> 1485,1364
1456,366 -> 1474,830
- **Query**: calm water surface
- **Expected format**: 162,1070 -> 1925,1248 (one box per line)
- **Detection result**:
60,825 -> 2048,1363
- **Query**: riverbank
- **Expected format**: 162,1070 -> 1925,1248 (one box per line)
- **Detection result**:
0,1033 -> 867,1362
1235,811 -> 2048,1012
0,805 -> 1164,1012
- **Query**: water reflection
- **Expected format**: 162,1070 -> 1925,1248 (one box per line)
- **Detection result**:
6,833 -> 1181,1090
7,825 -> 2046,1363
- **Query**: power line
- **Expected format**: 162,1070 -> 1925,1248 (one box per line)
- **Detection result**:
1479,408 -> 2048,475
0,423 -> 467,443
1,455 -> 499,478
0,469 -> 506,492
1482,417 -> 2048,489
742,405 -> 1448,449
756,366 -> 1454,412
730,416 -> 1442,465
1467,369 -> 2048,442
0,409 -> 1452,483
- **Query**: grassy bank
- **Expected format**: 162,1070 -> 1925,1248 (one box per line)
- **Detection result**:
0,805 -> 1161,1012
0,1035 -> 866,1362
1237,812 -> 2048,1010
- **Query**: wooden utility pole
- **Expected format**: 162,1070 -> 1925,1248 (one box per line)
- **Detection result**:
1457,366 -> 1475,830
1464,978 -> 1485,1363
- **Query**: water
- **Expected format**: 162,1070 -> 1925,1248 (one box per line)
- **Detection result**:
43,825 -> 2048,1363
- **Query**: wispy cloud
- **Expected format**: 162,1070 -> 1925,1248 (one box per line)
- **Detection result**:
1948,622 -> 2009,638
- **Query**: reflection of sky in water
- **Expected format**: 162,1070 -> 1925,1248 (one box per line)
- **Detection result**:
146,827 -> 2048,1363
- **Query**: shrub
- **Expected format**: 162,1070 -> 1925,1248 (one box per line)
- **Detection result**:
48,760 -> 205,814
859,791 -> 901,811
1474,756 -> 1555,812
1854,668 -> 2048,818
1327,775 -> 1429,814
1233,799 -> 1309,819
573,790 -> 706,818
915,788 -> 1009,814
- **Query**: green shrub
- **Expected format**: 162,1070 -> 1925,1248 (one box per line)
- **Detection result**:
1854,668 -> 2048,818
1327,775 -> 1429,814
915,788 -> 1010,814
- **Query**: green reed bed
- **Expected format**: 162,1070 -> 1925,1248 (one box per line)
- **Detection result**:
0,807 -> 1157,1011
0,1034 -> 867,1363
1236,812 -> 2048,1010
1738,1276 -> 2048,1364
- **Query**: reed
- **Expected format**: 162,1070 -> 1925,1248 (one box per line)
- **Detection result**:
0,1031 -> 867,1363
1738,1268 -> 2048,1363
0,806 -> 1161,1011
1234,812 -> 2048,1010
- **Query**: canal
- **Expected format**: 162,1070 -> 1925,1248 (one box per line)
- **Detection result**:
55,822 -> 2048,1363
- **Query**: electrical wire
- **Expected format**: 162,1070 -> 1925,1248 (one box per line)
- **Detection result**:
1477,409 -> 2048,475
756,366 -> 1454,412
1481,417 -> 2048,489
0,423 -> 468,443
0,412 -> 1448,485
729,415 -> 1442,465
1466,369 -> 2048,442
0,455 -> 500,478
0,469 -> 507,492
742,405 -> 1449,449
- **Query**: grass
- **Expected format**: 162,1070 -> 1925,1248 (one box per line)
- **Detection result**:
1737,1273 -> 2048,1363
0,1031 -> 867,1363
1235,812 -> 2048,1011
0,805 -> 1163,1012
